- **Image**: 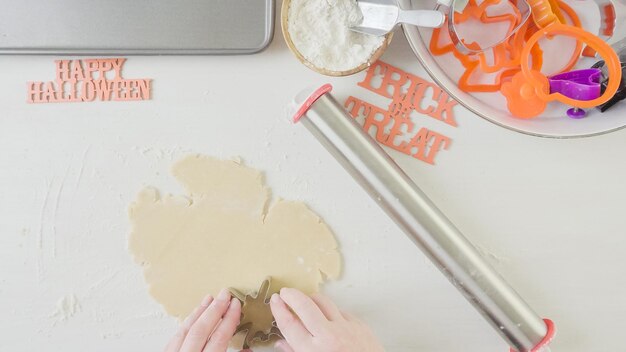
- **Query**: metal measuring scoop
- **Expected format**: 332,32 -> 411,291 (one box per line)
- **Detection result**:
350,0 -> 445,36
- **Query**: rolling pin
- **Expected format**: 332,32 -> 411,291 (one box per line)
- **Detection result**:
291,84 -> 554,352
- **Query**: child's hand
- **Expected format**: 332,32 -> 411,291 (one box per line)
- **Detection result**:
270,288 -> 385,352
164,289 -> 245,352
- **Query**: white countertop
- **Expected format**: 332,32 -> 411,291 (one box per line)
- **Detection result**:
1,4 -> 625,351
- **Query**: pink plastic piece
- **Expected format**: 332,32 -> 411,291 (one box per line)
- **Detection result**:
292,84 -> 333,123
509,319 -> 556,352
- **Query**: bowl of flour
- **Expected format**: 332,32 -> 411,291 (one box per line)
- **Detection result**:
282,0 -> 393,76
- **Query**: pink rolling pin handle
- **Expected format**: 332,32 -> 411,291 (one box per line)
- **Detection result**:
509,319 -> 556,352
292,84 -> 333,123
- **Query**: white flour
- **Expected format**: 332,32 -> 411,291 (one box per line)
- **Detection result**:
287,0 -> 385,72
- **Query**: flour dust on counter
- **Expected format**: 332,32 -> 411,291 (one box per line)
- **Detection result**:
49,293 -> 82,325
128,155 -> 342,321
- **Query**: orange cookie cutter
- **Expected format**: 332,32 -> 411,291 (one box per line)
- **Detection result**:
430,0 -> 532,92
476,0 -> 582,72
430,0 -> 581,93
500,0 -> 581,73
527,0 -> 561,28
502,23 -> 622,118
430,0 -> 521,58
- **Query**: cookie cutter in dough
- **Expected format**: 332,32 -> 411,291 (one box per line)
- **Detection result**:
292,84 -> 555,352
229,278 -> 283,349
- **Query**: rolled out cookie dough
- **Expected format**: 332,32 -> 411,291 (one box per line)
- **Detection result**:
128,155 -> 342,319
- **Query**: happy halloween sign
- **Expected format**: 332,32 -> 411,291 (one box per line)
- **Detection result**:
27,58 -> 152,103
346,61 -> 457,165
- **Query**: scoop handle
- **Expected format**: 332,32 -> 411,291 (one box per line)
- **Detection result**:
397,9 -> 445,28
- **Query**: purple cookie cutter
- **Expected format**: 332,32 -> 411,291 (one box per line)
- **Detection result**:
549,68 -> 602,119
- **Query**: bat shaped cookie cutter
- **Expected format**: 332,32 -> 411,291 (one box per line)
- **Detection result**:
291,84 -> 555,352
229,278 -> 283,349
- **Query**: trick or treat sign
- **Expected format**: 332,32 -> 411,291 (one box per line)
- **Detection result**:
27,58 -> 152,103
346,61 -> 458,166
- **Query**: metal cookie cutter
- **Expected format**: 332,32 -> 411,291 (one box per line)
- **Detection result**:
436,0 -> 532,54
229,278 -> 283,349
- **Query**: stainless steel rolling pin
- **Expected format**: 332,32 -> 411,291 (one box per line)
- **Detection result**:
292,84 -> 553,352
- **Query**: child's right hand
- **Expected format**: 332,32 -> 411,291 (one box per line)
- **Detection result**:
270,288 -> 385,352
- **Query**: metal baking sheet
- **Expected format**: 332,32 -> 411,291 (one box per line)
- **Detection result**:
0,0 -> 274,55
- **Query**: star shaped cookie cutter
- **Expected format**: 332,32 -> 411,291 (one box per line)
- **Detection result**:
229,278 -> 284,349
